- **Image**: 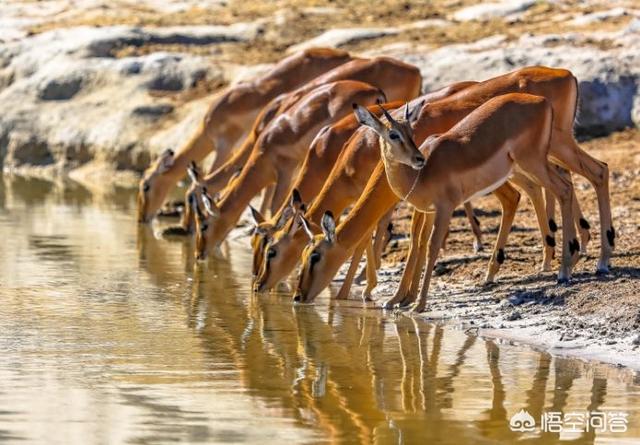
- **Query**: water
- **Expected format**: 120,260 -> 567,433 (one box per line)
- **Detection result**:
0,176 -> 639,445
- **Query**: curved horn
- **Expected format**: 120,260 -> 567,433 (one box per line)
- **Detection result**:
376,99 -> 396,125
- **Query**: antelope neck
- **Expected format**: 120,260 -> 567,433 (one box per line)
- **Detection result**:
378,137 -> 422,203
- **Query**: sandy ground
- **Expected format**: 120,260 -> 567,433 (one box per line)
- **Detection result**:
334,129 -> 640,370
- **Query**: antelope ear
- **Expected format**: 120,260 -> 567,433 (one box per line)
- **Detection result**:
298,214 -> 315,242
158,149 -> 175,173
275,205 -> 293,230
290,188 -> 303,210
352,103 -> 385,134
201,191 -> 219,217
249,205 -> 265,225
321,211 -> 336,244
187,161 -> 199,184
407,100 -> 425,123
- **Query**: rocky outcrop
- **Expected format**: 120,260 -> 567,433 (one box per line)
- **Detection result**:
388,21 -> 640,136
0,24 -> 262,175
451,0 -> 536,22
287,28 -> 399,53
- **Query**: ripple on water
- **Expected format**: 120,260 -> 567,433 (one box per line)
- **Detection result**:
0,177 -> 639,444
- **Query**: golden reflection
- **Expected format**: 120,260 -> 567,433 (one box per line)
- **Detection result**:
2,176 -> 638,444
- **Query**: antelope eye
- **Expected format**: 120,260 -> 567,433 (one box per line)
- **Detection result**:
142,182 -> 150,192
201,224 -> 208,232
267,247 -> 277,259
310,251 -> 321,265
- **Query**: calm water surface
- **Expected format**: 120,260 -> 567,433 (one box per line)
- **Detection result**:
0,176 -> 639,445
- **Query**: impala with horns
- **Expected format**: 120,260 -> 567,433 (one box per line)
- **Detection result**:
193,80 -> 389,260
350,95 -> 579,311
180,56 -> 423,233
137,47 -> 353,223
292,66 -> 609,306
250,82 -> 479,295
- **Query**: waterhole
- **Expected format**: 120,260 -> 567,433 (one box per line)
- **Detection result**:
0,176 -> 638,444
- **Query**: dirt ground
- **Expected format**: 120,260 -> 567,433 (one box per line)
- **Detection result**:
26,0 -> 638,77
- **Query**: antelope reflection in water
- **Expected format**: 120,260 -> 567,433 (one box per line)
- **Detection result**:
176,267 -> 618,443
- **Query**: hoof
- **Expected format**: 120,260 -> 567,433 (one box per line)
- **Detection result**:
276,282 -> 292,293
473,240 -> 483,253
557,276 -> 571,285
596,260 -> 610,275
481,279 -> 496,289
361,290 -> 374,302
382,300 -> 396,310
410,304 -> 426,314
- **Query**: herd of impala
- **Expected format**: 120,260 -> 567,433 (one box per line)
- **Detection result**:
137,47 -> 614,313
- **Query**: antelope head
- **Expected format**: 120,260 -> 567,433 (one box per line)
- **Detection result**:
353,101 -> 424,170
253,203 -> 310,293
193,187 -> 223,260
137,148 -> 175,223
294,211 -> 347,303
251,189 -> 305,283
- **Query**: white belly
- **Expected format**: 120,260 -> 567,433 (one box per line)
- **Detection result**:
465,169 -> 513,202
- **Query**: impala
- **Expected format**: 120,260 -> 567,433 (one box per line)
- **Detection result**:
249,101 -> 402,282
354,94 -> 581,312
180,56 -> 423,232
137,47 -> 353,223
193,80 -> 389,259
292,66 -> 612,307
251,82 -> 478,295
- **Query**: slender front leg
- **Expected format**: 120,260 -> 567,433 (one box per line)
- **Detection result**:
463,202 -> 483,252
335,236 -> 368,300
411,206 -> 453,313
384,210 -> 424,309
356,207 -> 394,284
484,182 -> 521,284
373,207 -> 395,268
402,211 -> 433,307
362,238 -> 378,302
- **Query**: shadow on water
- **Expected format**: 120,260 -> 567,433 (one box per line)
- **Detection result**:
0,176 -> 639,444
